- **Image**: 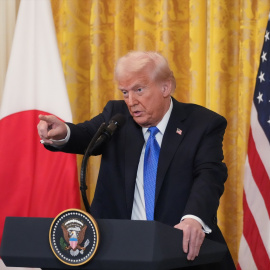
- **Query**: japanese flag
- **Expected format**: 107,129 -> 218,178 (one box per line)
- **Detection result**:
0,0 -> 81,261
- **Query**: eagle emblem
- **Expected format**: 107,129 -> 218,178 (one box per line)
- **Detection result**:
49,209 -> 99,266
61,218 -> 90,256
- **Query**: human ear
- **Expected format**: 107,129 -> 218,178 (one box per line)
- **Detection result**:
162,80 -> 172,97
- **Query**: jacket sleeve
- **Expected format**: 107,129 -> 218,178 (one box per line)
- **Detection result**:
182,113 -> 227,230
45,100 -> 127,155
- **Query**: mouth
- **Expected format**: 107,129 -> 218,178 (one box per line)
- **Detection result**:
132,110 -> 142,117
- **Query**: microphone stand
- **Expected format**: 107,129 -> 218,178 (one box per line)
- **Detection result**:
80,123 -> 107,214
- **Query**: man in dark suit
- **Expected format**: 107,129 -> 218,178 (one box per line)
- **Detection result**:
38,51 -> 235,269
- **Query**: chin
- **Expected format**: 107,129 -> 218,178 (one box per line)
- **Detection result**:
132,115 -> 152,127
132,117 -> 146,127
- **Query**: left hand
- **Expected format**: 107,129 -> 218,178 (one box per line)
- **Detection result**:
174,218 -> 205,261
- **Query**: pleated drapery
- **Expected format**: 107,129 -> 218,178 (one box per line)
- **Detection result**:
50,0 -> 270,263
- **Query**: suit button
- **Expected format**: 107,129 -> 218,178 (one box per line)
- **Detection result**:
212,216 -> 217,224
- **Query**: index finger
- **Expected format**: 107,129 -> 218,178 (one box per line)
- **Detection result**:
38,114 -> 53,123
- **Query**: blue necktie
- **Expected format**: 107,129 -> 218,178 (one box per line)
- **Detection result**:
144,126 -> 160,220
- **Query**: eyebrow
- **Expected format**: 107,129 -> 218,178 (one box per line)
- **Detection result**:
119,83 -> 147,92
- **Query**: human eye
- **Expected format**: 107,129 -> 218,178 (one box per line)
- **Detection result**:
136,87 -> 144,93
121,90 -> 128,98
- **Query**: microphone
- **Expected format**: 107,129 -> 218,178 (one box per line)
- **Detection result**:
92,113 -> 126,152
80,113 -> 126,213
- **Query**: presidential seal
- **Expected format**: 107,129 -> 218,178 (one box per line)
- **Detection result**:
49,209 -> 99,266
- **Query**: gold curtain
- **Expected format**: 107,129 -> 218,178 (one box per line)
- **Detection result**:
51,0 -> 270,264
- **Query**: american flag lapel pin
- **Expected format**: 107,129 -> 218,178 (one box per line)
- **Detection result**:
176,128 -> 182,135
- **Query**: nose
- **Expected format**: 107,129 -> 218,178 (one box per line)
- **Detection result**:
127,92 -> 137,106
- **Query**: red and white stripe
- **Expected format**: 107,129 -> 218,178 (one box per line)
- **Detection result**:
237,102 -> 270,270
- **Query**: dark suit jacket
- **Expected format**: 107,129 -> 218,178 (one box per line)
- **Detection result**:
48,97 -> 235,269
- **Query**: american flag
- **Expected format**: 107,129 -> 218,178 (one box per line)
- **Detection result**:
237,14 -> 270,270
176,128 -> 182,135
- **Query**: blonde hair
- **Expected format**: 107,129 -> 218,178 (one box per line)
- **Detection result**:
115,51 -> 176,92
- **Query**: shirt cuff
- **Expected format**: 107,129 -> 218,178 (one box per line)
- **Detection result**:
40,124 -> 70,147
181,214 -> 212,234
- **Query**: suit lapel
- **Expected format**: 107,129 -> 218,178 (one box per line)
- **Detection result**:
124,116 -> 144,216
155,99 -> 188,204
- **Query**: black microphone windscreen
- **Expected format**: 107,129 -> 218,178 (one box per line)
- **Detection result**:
110,113 -> 126,127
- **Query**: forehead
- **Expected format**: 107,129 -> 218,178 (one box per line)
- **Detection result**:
117,72 -> 152,90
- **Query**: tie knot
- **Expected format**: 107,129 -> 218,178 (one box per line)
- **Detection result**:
148,126 -> 159,137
